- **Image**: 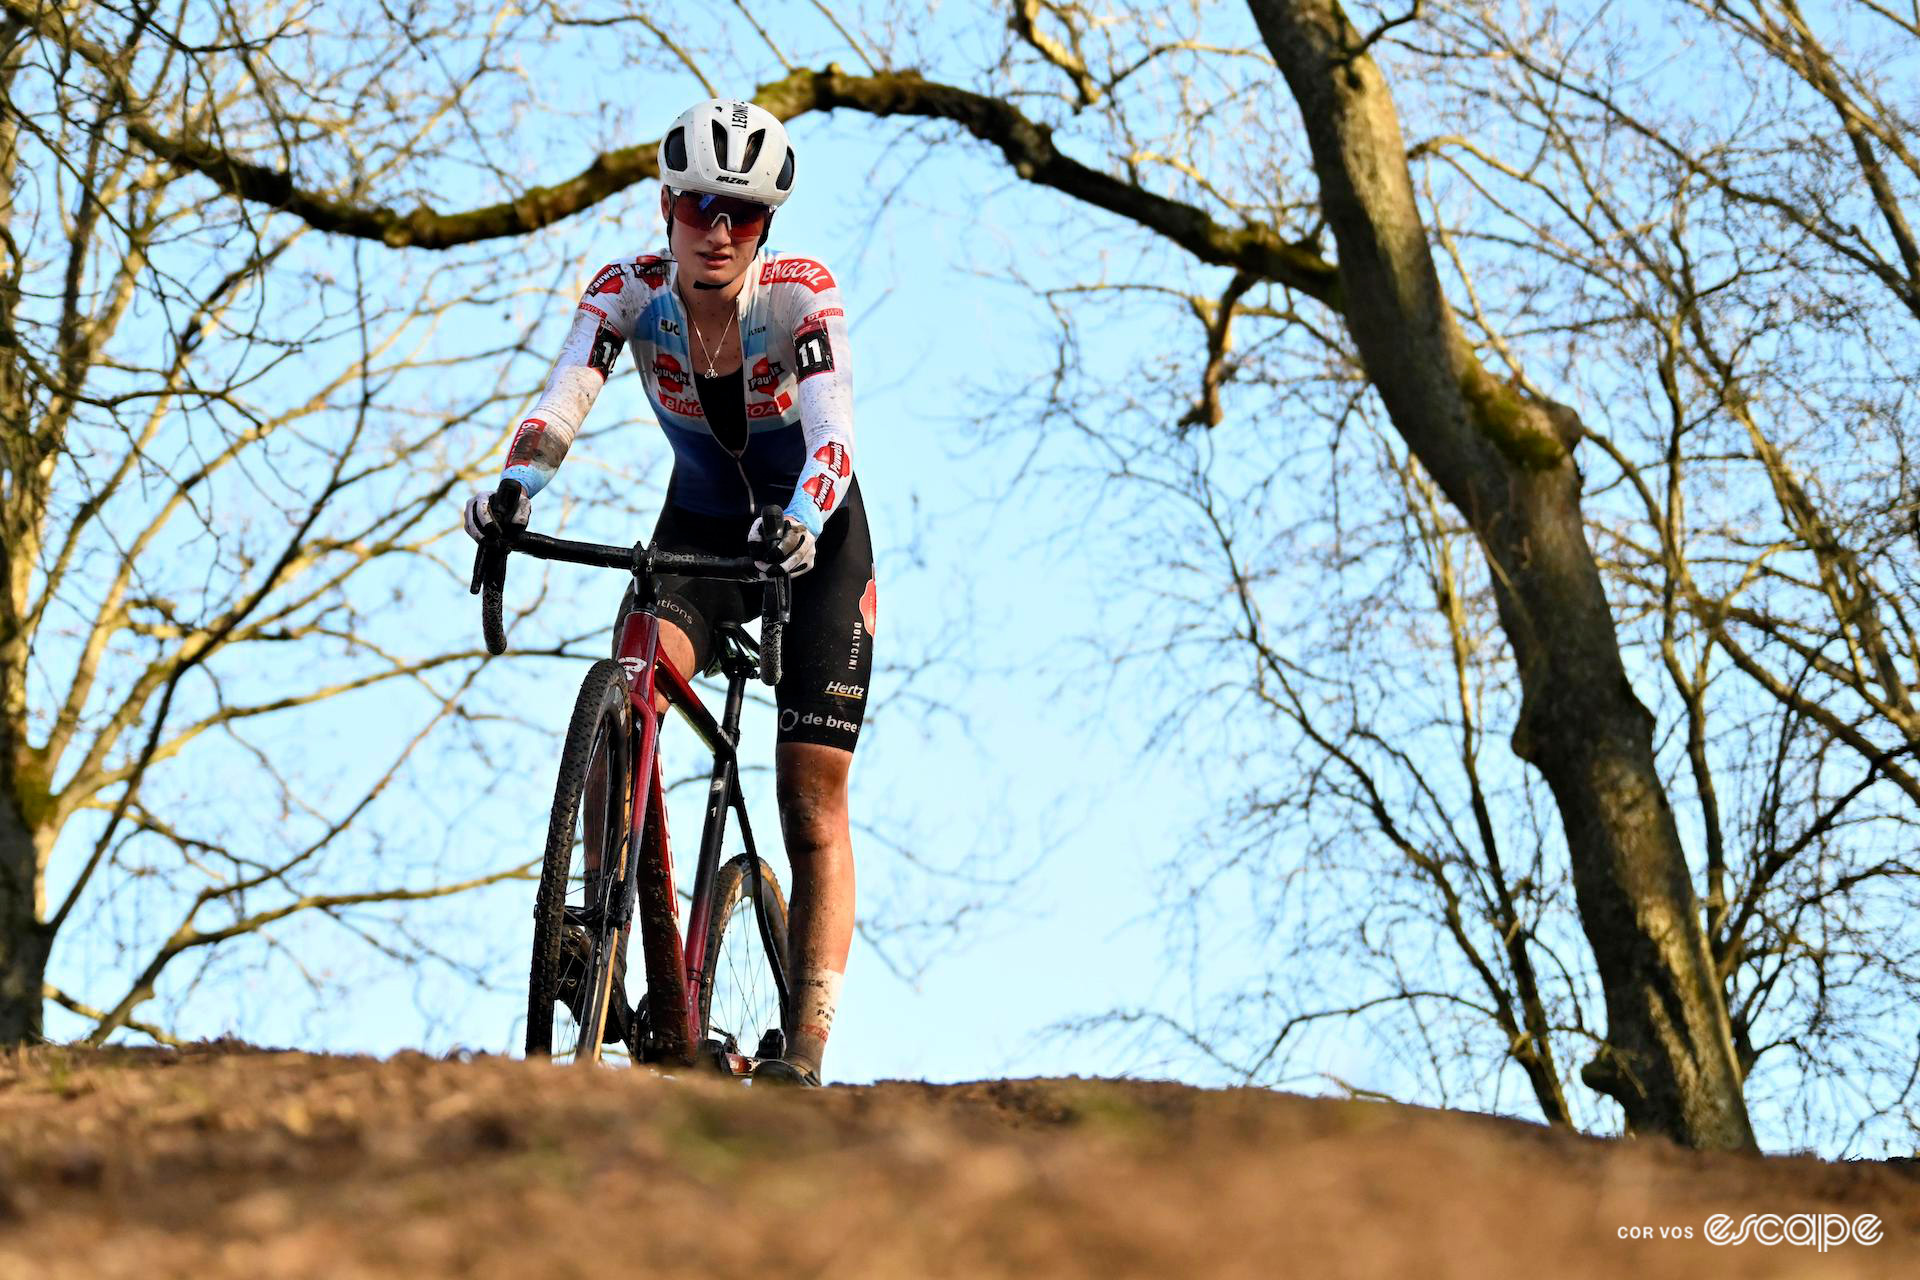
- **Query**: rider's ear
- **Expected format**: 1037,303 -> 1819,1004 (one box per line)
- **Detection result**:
660,187 -> 672,224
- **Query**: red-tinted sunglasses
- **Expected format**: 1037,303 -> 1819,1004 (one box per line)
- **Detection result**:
668,190 -> 772,236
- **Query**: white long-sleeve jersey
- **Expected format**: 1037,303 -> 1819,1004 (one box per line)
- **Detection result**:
501,246 -> 856,536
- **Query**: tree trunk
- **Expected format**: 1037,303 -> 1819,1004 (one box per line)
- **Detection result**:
0,790 -> 48,1041
1250,0 -> 1755,1150
0,489 -> 49,1043
0,15 -> 50,1045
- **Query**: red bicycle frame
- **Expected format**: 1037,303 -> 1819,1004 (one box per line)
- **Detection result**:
473,509 -> 793,1071
611,603 -> 785,1068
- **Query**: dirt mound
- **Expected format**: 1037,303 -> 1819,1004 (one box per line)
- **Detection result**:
0,1044 -> 1913,1278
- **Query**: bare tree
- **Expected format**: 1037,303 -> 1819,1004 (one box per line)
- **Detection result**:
1427,0 -> 1920,1145
1012,0 -> 1919,1151
0,0 -> 571,1045
68,0 -> 1920,1149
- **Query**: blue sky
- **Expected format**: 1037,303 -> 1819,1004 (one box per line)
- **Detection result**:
29,0 -> 1920,1157
37,73 -> 1207,1090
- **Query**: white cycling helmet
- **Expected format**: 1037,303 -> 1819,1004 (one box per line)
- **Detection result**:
658,98 -> 797,207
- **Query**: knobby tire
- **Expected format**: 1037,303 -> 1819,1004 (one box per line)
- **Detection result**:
527,659 -> 633,1064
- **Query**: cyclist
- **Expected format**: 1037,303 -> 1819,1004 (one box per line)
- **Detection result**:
464,98 -> 873,1087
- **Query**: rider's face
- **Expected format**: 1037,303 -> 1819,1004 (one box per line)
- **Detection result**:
663,190 -> 756,294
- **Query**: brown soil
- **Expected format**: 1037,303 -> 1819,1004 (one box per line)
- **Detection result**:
0,1044 -> 1914,1278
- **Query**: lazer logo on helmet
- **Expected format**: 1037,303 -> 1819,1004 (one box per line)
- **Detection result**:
760,258 -> 835,292
654,353 -> 687,394
714,174 -> 749,185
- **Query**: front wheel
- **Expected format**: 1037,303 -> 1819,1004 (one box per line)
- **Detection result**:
698,854 -> 791,1066
527,659 -> 634,1064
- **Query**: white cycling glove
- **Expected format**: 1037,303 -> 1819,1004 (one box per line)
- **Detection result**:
747,512 -> 816,576
463,486 -> 531,543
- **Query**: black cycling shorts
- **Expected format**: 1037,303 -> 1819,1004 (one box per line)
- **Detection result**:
614,476 -> 875,753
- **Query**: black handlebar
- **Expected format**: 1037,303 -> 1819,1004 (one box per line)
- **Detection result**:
468,493 -> 793,685
749,504 -> 792,686
469,479 -> 524,655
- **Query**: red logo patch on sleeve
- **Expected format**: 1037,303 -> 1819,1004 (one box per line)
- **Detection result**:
812,442 -> 851,478
586,263 -> 624,297
802,474 -> 837,514
859,579 -> 877,636
507,418 -> 546,466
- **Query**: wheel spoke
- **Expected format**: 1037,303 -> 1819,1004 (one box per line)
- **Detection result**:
706,862 -> 786,1063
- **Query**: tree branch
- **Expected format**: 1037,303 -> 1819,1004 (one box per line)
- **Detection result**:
34,32 -> 1339,301
43,982 -> 182,1046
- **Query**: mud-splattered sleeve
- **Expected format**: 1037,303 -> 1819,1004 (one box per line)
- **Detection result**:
499,260 -> 640,497
775,264 -> 855,536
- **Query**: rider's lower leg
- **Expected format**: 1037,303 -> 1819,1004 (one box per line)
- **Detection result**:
775,740 -> 855,1081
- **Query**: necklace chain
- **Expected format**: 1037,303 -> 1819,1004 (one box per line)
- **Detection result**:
687,297 -> 739,378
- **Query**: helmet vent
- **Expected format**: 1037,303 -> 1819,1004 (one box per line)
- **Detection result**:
657,99 -> 796,206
